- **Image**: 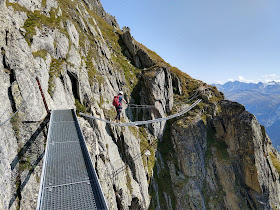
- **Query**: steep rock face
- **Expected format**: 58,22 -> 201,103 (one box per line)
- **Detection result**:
214,81 -> 280,150
132,66 -> 173,138
0,4 -> 49,209
171,72 -> 182,95
82,0 -> 119,28
78,116 -> 150,209
150,99 -> 280,209
171,119 -> 207,209
1,0 -> 280,209
121,27 -> 154,68
0,0 -> 152,209
212,100 -> 280,209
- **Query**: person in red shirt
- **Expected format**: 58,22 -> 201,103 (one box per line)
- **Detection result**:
114,91 -> 127,123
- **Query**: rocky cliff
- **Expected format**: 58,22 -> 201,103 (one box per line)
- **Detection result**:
0,0 -> 280,209
214,81 -> 280,150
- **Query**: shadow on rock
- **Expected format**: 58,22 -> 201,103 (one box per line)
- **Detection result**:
8,114 -> 50,209
10,115 -> 49,170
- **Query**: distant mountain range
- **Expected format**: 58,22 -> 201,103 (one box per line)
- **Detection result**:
213,81 -> 280,150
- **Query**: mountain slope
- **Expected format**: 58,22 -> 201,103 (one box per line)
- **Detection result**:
0,0 -> 280,209
214,81 -> 280,150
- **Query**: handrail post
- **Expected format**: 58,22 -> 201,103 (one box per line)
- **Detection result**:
36,77 -> 50,114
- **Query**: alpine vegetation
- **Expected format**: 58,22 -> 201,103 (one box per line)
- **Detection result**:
0,0 -> 280,209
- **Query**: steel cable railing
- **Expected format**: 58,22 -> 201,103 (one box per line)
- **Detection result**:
109,139 -> 158,178
0,81 -> 29,120
80,99 -> 201,127
0,80 -> 33,127
126,88 -> 201,109
79,85 -> 205,126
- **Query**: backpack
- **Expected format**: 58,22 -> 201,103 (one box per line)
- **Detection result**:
113,96 -> 121,107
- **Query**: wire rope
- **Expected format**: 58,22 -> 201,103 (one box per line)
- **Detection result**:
110,139 -> 158,178
80,99 -> 201,127
0,80 -> 29,120
0,81 -> 33,127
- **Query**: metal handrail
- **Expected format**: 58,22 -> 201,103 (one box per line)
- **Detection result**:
80,99 -> 201,127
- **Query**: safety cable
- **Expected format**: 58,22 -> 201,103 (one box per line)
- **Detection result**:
110,139 -> 158,178
80,99 -> 201,127
126,88 -> 201,109
0,80 -> 29,120
0,80 -> 33,127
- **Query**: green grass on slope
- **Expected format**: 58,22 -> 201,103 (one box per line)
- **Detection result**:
269,152 -> 280,175
7,3 -> 62,46
32,50 -> 48,60
81,2 -> 141,91
48,58 -> 64,97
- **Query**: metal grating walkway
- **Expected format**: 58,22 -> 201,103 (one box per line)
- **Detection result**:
37,109 -> 108,210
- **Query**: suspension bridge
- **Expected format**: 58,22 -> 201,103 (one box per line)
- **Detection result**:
0,74 -> 204,209
80,99 -> 201,126
35,100 -> 201,209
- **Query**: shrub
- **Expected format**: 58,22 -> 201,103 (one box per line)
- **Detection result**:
75,99 -> 87,114
48,59 -> 64,97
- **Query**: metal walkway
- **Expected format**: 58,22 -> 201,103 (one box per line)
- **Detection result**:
37,109 -> 108,210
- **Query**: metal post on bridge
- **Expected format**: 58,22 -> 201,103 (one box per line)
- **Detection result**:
36,77 -> 50,114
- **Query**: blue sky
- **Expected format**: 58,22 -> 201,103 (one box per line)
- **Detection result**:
100,0 -> 280,84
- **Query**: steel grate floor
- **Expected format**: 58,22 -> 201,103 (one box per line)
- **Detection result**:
38,109 -> 107,210
42,182 -> 97,210
49,122 -> 79,143
45,142 -> 89,186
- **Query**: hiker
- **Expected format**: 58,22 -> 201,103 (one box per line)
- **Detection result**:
113,91 -> 127,123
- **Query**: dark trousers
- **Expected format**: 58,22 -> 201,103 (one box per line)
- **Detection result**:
115,107 -> 122,120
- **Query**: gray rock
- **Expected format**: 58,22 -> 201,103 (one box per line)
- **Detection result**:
43,0 -> 58,14
54,31 -> 69,59
0,64 -> 18,210
67,45 -> 81,67
139,67 -> 173,138
211,100 -> 280,208
137,48 -> 154,68
1,1 -> 280,210
201,94 -> 209,103
57,7 -> 62,16
66,20 -> 79,49
87,21 -> 98,37
171,73 -> 182,95
31,27 -> 55,56
6,6 -> 28,29
51,75 -> 75,109
8,0 -> 41,12
78,16 -> 88,33
121,28 -> 154,68
81,0 -> 119,28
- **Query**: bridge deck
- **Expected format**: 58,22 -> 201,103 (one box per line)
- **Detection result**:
37,109 -> 108,210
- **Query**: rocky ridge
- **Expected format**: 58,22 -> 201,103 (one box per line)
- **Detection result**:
214,81 -> 280,150
0,0 -> 279,209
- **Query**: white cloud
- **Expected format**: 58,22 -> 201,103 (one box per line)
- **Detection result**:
222,73 -> 280,84
261,74 -> 280,83
237,76 -> 256,83
215,80 -> 224,84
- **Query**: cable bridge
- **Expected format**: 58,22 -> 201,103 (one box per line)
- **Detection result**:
0,67 -> 204,209
1,76 -> 202,209
37,109 -> 108,210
